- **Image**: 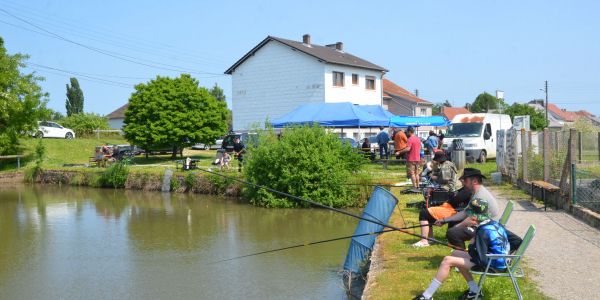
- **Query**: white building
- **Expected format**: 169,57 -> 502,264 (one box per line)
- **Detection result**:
106,103 -> 128,129
225,34 -> 388,133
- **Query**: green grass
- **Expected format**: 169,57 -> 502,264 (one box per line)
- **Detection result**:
365,188 -> 548,300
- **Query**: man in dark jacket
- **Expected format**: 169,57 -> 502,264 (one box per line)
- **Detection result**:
413,198 -> 510,300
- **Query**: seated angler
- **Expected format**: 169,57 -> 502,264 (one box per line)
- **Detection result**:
413,198 -> 510,300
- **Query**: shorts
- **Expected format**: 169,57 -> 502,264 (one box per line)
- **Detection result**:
406,161 -> 420,176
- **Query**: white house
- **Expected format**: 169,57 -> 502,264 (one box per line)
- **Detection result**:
225,34 -> 388,134
106,103 -> 128,129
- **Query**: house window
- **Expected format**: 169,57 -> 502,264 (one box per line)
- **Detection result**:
333,71 -> 344,87
365,76 -> 375,90
420,108 -> 427,115
352,74 -> 358,85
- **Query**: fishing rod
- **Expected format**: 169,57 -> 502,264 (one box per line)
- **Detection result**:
196,167 -> 464,251
212,224 -> 425,264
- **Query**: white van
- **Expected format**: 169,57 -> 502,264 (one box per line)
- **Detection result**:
441,113 -> 512,163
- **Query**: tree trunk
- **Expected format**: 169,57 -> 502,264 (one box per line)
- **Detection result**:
171,144 -> 178,159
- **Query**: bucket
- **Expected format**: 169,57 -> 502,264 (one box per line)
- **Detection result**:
491,172 -> 502,184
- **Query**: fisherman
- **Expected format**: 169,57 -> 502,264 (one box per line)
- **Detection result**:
435,168 -> 500,249
376,126 -> 390,159
404,126 -> 422,189
233,137 -> 246,172
413,198 -> 510,300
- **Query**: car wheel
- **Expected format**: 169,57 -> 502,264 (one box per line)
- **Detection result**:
477,151 -> 487,163
65,132 -> 74,139
35,131 -> 43,138
204,145 -> 210,150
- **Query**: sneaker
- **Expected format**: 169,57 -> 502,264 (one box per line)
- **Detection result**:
413,295 -> 432,300
412,240 -> 430,248
459,289 -> 483,300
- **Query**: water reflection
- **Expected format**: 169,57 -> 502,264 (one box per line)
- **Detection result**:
0,185 -> 359,299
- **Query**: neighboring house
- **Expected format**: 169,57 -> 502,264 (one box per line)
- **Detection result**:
225,34 -> 388,132
575,110 -> 600,126
106,103 -> 128,129
382,79 -> 432,117
440,106 -> 470,121
527,100 -> 564,128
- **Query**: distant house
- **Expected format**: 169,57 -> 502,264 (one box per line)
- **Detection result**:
106,103 -> 128,129
382,79 -> 432,117
225,34 -> 388,132
440,106 -> 470,121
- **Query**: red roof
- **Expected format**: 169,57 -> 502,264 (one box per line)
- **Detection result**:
106,103 -> 128,119
382,79 -> 431,104
441,107 -> 471,120
547,103 -> 579,122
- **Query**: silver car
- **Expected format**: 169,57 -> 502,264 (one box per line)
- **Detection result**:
192,138 -> 223,150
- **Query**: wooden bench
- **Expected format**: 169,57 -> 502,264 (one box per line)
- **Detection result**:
531,180 -> 560,211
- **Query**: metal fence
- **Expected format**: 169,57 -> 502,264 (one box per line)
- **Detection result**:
574,164 -> 600,213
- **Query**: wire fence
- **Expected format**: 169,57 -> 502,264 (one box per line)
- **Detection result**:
574,165 -> 600,213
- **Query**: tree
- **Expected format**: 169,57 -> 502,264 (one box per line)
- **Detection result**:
432,100 -> 452,115
124,74 -> 229,158
60,112 -> 110,137
208,83 -> 232,130
469,92 -> 506,113
65,77 -> 84,116
0,37 -> 48,154
503,103 -> 548,131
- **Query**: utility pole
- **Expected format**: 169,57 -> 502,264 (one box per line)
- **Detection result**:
544,80 -> 549,126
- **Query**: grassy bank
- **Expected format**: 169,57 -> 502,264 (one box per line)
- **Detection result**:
365,187 -> 547,300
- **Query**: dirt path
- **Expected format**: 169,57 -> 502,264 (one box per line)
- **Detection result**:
489,187 -> 600,300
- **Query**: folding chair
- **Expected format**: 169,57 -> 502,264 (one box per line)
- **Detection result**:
471,224 -> 536,300
498,200 -> 514,226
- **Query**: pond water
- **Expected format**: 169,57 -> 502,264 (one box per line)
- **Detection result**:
0,185 -> 361,299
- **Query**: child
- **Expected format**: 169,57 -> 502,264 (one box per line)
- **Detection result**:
220,152 -> 231,171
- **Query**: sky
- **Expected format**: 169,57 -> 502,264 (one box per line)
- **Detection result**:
1,0 -> 599,116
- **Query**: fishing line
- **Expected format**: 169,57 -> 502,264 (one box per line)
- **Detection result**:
196,167 -> 464,251
213,224 -> 429,264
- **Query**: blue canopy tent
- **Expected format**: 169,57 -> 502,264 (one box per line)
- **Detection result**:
270,102 -> 390,128
360,105 -> 396,119
389,115 -> 450,127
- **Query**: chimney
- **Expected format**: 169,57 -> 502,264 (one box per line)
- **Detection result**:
335,42 -> 343,51
302,34 -> 311,44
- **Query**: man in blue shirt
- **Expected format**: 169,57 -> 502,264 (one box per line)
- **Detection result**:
376,127 -> 390,159
425,130 -> 439,155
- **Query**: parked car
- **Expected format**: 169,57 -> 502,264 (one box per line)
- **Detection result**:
112,144 -> 142,159
192,138 -> 224,150
33,121 -> 75,139
339,137 -> 359,148
222,132 -> 258,152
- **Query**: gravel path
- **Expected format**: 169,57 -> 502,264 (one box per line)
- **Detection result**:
489,187 -> 600,300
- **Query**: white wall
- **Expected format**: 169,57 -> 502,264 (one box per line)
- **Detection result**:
230,41 -> 325,131
108,118 -> 124,129
323,65 -> 382,105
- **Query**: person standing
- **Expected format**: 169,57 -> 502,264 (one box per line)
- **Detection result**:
232,137 -> 246,172
393,128 -> 408,159
376,126 -> 390,160
425,130 -> 439,156
404,126 -> 422,188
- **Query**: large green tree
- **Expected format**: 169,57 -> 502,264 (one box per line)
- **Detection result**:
124,74 -> 229,158
469,92 -> 506,113
65,77 -> 84,116
503,103 -> 548,131
0,37 -> 48,154
209,83 -> 232,130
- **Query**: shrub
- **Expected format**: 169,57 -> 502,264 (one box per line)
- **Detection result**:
101,160 -> 129,188
59,113 -> 111,137
244,126 -> 363,208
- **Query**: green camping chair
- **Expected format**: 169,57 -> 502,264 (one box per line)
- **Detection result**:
471,224 -> 536,300
499,200 -> 515,226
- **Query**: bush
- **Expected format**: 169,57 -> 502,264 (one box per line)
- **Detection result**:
60,113 -> 111,137
101,159 -> 129,188
244,126 -> 363,208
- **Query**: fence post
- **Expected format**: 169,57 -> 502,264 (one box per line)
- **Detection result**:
521,129 -> 528,182
96,128 -> 100,139
571,163 -> 577,205
554,131 -> 559,152
569,129 -> 578,207
544,128 -> 550,181
578,132 -> 583,163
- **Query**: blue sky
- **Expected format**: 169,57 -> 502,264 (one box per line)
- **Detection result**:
2,0 -> 599,116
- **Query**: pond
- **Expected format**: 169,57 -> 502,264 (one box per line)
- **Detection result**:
0,185 -> 361,299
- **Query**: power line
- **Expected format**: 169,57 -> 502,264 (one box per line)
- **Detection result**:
0,0 -> 231,65
0,7 -> 226,76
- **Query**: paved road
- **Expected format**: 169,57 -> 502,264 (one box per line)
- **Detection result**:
490,187 -> 600,300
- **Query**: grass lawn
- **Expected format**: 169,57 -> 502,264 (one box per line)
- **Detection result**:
365,188 -> 548,300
